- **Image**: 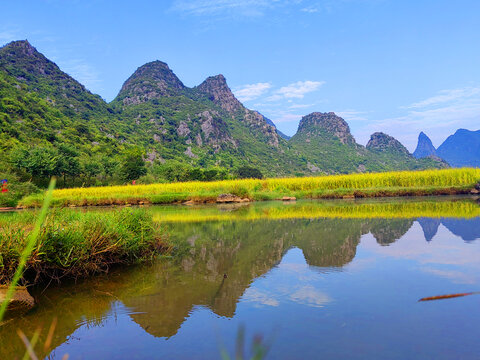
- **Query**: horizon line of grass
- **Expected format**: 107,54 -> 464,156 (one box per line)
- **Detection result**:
18,168 -> 480,208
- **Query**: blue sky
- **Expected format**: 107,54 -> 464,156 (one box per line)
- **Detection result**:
2,0 -> 480,150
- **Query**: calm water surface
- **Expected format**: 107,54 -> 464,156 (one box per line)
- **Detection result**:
1,199 -> 480,359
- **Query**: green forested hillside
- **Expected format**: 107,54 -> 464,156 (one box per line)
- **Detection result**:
0,40 -> 446,205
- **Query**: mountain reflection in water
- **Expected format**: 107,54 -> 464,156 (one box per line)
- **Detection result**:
1,199 -> 479,359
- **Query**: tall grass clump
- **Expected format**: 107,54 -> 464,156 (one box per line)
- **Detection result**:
0,208 -> 169,287
19,168 -> 480,208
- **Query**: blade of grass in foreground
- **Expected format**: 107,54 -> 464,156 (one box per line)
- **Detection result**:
419,292 -> 480,302
219,325 -> 272,360
0,178 -> 56,322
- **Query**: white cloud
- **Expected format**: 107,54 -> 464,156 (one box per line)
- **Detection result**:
170,0 -> 374,17
301,6 -> 319,13
420,267 -> 476,285
242,288 -> 280,307
405,87 -> 480,109
0,29 -> 21,44
267,80 -> 325,101
171,0 -> 281,17
234,82 -> 272,102
288,103 -> 317,109
249,84 -> 479,150
355,86 -> 480,150
289,285 -> 331,308
60,59 -> 103,93
268,112 -> 303,124
336,109 -> 370,122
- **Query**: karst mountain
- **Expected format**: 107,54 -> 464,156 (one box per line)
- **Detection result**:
0,40 -> 446,176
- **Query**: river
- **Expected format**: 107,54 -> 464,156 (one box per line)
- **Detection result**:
1,198 -> 480,359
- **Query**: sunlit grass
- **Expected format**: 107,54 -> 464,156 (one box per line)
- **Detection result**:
19,168 -> 480,208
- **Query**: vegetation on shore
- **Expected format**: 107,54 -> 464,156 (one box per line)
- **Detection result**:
19,168 -> 480,208
0,208 -> 169,285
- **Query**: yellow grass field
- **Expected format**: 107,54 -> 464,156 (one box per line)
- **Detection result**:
19,168 -> 480,208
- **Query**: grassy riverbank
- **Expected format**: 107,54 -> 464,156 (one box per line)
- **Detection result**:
19,168 -> 480,208
0,208 -> 169,285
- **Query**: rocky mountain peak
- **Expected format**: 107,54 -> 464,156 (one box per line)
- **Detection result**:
205,74 -> 227,84
366,132 -> 410,155
413,131 -> 437,159
196,74 -> 242,113
0,39 -> 107,116
0,39 -> 62,80
2,40 -> 36,55
296,112 -> 355,144
116,60 -> 185,106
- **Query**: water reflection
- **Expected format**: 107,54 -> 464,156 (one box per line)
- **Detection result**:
1,199 -> 480,359
369,219 -> 414,245
441,218 -> 480,242
418,217 -> 480,242
418,218 -> 441,241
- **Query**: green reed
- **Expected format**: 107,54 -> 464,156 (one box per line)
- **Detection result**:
0,179 -> 55,322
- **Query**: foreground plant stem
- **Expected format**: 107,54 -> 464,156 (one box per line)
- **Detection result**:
0,179 -> 55,322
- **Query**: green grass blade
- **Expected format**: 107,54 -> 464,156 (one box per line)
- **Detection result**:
0,178 -> 56,322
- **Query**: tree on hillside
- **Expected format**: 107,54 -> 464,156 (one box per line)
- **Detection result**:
100,155 -> 118,181
82,158 -> 102,185
236,166 -> 263,179
120,148 -> 147,182
57,144 -> 81,186
152,161 -> 190,182
10,145 -> 59,182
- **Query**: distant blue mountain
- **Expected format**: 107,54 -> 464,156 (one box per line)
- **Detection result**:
413,132 -> 437,159
413,129 -> 480,167
264,116 -> 291,140
436,129 -> 480,167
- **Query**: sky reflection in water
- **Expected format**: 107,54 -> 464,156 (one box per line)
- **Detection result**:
1,199 -> 480,359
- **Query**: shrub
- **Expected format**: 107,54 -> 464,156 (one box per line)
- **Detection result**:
236,166 -> 263,179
